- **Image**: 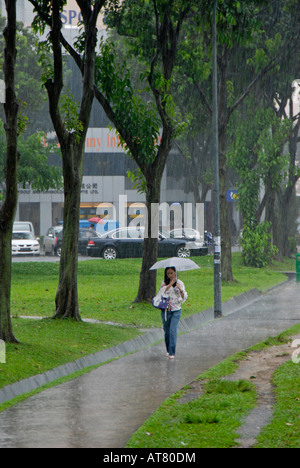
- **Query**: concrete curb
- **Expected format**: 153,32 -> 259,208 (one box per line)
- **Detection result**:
0,328 -> 163,405
0,277 -> 293,406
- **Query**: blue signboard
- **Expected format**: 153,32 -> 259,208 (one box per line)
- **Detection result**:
226,190 -> 238,202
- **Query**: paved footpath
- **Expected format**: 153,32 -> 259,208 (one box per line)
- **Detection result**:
0,278 -> 299,448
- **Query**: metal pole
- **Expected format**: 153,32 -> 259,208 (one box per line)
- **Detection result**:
212,0 -> 222,318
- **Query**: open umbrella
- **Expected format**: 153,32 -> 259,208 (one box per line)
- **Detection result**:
88,217 -> 105,224
149,257 -> 200,272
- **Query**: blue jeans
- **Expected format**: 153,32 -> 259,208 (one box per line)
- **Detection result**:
161,309 -> 181,356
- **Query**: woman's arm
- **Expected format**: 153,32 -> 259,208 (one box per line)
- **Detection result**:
176,280 -> 187,302
165,278 -> 177,292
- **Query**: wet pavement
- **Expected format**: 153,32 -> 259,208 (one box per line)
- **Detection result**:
0,278 -> 299,448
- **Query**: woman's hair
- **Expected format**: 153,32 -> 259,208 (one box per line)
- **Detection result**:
164,267 -> 177,286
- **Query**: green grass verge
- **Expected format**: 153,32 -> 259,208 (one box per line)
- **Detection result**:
254,324 -> 300,448
126,377 -> 257,448
255,360 -> 300,448
126,324 -> 300,449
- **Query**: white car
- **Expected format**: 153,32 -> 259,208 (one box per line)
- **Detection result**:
168,228 -> 205,248
12,231 -> 40,256
13,221 -> 35,236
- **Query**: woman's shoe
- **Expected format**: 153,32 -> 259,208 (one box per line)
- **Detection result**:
168,355 -> 175,359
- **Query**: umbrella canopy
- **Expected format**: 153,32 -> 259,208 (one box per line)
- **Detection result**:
88,217 -> 105,224
149,257 -> 200,272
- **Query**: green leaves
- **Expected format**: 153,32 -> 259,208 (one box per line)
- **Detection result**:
18,131 -> 62,192
59,91 -> 83,142
127,168 -> 147,195
0,124 -> 62,192
95,38 -> 160,168
101,0 -> 192,185
228,101 -> 291,225
226,80 -> 235,107
228,96 -> 292,267
241,222 -> 278,268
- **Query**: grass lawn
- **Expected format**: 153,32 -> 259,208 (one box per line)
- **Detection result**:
1,318 -> 141,389
10,253 -> 295,328
0,253 -> 299,446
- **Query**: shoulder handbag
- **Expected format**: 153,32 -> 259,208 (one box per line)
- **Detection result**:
152,292 -> 170,310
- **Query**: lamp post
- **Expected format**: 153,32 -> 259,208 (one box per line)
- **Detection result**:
212,0 -> 222,318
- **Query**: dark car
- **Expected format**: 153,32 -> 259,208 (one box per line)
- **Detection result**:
55,228 -> 101,256
86,226 -> 208,259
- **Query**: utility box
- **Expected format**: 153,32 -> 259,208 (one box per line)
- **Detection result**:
296,253 -> 300,282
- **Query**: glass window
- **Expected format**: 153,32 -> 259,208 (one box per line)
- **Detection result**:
12,232 -> 35,240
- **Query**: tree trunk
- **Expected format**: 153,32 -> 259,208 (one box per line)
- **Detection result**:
272,197 -> 285,261
42,1 -> 97,321
53,142 -> 83,320
134,173 -> 161,302
0,229 -> 18,342
273,187 -> 296,259
0,0 -> 18,343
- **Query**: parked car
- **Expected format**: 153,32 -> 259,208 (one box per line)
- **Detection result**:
13,221 -> 35,236
12,231 -> 40,256
43,225 -> 63,256
86,226 -> 208,259
56,228 -> 102,256
168,228 -> 205,248
79,219 -> 119,234
168,227 -> 202,239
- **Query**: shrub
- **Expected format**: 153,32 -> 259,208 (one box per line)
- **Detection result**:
241,222 -> 278,268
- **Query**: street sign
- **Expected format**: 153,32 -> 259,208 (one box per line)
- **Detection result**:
226,190 -> 238,202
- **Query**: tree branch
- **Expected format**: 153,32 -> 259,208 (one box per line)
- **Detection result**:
193,81 -> 212,114
229,29 -> 300,120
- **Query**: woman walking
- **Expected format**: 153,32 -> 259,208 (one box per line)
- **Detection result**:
159,267 -> 187,359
